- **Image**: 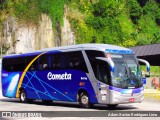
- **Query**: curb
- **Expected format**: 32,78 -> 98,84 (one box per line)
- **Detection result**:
144,89 -> 160,94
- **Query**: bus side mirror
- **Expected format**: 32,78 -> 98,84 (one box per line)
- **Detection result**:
96,57 -> 114,72
138,59 -> 150,72
138,59 -> 150,77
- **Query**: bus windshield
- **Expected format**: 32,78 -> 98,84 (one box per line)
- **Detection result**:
107,54 -> 142,89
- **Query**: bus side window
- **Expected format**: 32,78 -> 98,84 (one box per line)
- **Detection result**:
97,60 -> 110,84
3,57 -> 26,72
86,50 -> 110,84
52,54 -> 61,69
51,52 -> 87,72
2,58 -> 12,72
67,51 -> 88,73
52,53 -> 68,70
26,56 -> 38,71
39,55 -> 49,70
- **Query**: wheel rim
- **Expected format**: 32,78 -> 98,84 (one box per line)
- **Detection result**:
81,95 -> 89,105
21,92 -> 26,101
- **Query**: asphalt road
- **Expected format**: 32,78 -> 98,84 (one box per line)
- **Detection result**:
0,86 -> 160,120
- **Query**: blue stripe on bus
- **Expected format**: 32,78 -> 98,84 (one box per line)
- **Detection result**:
25,74 -> 41,99
22,83 -> 58,100
25,71 -> 74,101
109,86 -> 143,94
24,71 -> 37,88
105,49 -> 133,54
25,71 -> 54,100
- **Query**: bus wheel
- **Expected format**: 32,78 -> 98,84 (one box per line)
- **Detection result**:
42,100 -> 53,104
107,104 -> 118,108
19,90 -> 27,103
79,92 -> 90,108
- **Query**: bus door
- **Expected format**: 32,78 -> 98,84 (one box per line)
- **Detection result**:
93,60 -> 111,104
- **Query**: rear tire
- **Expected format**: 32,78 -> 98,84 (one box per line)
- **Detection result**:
79,92 -> 91,108
19,89 -> 27,103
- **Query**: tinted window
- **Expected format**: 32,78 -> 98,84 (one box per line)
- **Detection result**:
26,56 -> 38,71
39,55 -> 49,70
51,53 -> 68,69
67,51 -> 88,72
91,60 -> 110,84
2,51 -> 88,73
85,50 -> 105,59
3,58 -> 12,71
86,50 -> 110,84
3,57 -> 26,72
51,51 -> 88,73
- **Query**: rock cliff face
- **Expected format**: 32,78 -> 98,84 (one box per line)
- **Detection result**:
0,11 -> 75,54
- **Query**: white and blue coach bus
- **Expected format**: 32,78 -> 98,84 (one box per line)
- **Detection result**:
1,44 -> 150,107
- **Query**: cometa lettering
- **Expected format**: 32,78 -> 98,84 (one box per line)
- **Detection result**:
47,72 -> 72,80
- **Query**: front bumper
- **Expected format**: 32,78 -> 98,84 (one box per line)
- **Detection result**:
109,90 -> 144,104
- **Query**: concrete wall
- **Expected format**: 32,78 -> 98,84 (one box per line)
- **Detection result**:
0,12 -> 75,54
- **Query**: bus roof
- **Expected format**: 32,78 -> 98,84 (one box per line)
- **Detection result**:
3,44 -> 133,58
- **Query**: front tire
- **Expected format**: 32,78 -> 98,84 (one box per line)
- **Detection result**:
79,92 -> 91,108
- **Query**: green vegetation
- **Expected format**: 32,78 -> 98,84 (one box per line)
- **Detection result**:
67,0 -> 160,47
0,0 -> 65,27
141,65 -> 160,76
0,0 -> 159,47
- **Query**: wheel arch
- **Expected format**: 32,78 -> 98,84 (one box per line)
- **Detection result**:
18,87 -> 26,96
77,88 -> 90,102
19,87 -> 25,92
77,87 -> 98,104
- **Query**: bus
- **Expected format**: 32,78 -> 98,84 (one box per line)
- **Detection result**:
1,44 -> 150,108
